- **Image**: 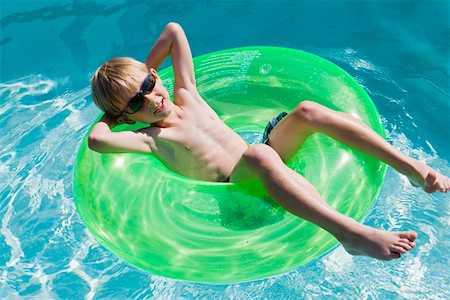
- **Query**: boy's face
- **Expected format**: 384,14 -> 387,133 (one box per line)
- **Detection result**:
120,69 -> 171,124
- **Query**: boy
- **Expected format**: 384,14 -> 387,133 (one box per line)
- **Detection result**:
89,23 -> 449,261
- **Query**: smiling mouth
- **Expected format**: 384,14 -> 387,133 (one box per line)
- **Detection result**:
154,98 -> 164,114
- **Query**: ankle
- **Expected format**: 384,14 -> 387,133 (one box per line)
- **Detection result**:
393,157 -> 418,176
331,216 -> 365,244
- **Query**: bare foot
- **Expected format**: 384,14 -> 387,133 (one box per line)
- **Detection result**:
341,226 -> 418,260
406,161 -> 450,193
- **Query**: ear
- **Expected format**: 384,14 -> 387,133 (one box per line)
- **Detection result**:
117,115 -> 136,125
149,68 -> 159,79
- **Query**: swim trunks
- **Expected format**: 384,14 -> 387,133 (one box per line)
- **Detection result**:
226,112 -> 288,182
262,112 -> 288,145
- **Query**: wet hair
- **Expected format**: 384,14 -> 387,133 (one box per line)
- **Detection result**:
91,57 -> 148,115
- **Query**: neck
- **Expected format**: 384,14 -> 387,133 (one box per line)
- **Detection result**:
153,104 -> 184,128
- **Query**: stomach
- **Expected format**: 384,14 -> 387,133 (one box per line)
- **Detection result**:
156,124 -> 249,182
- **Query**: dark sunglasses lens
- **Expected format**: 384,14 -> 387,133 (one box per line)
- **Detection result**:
124,73 -> 154,114
142,73 -> 155,93
125,94 -> 143,114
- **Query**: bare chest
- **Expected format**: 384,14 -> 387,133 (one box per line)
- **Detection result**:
153,115 -> 247,181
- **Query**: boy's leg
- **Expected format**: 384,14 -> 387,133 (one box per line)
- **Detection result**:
230,144 -> 417,260
266,101 -> 450,193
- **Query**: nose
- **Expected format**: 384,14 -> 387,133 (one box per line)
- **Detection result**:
144,95 -> 162,111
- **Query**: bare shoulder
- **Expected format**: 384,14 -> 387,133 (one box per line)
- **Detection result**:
174,86 -> 199,103
174,88 -> 220,120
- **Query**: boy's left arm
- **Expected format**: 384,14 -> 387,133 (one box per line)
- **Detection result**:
144,22 -> 196,93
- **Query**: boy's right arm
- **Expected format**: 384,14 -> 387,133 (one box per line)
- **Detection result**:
88,114 -> 154,154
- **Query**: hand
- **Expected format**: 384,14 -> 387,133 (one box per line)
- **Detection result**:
117,115 -> 136,125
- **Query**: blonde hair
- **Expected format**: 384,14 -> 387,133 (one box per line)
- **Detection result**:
91,57 -> 148,115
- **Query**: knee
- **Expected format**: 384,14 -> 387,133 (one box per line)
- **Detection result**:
242,144 -> 279,170
293,100 -> 324,125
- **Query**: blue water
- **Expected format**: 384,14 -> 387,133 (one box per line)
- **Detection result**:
1,0 -> 449,298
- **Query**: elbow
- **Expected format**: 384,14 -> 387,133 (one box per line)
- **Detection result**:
88,134 -> 105,153
165,22 -> 183,34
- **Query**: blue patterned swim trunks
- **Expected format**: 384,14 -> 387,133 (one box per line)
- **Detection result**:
262,112 -> 288,145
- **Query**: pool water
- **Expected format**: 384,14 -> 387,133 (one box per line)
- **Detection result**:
1,0 -> 449,299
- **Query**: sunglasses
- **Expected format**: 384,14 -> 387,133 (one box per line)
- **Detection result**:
123,73 -> 156,114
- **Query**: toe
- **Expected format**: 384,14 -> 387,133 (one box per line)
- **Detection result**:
399,231 -> 418,242
399,238 -> 416,248
445,180 -> 450,192
391,245 -> 407,254
390,251 -> 401,259
397,242 -> 412,251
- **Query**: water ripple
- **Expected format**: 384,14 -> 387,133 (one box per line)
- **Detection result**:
1,38 -> 449,300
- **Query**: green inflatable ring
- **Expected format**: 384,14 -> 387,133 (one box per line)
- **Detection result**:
74,47 -> 386,283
